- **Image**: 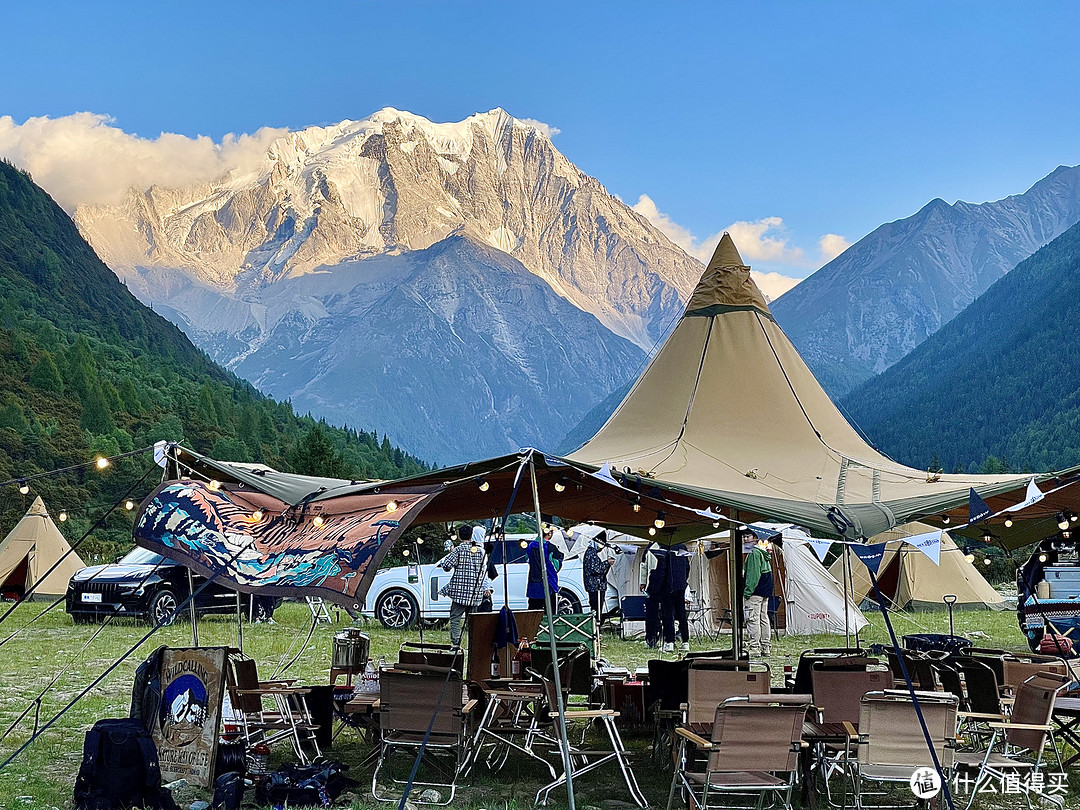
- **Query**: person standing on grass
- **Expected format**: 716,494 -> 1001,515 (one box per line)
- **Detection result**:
440,524 -> 492,647
526,525 -> 563,610
742,531 -> 774,658
660,543 -> 691,652
583,531 -> 614,627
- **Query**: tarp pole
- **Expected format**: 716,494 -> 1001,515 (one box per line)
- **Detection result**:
529,455 -> 576,810
187,569 -> 199,647
235,591 -> 243,653
843,548 -> 851,648
730,518 -> 744,658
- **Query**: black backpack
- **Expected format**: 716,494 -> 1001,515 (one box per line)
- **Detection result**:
73,718 -> 179,810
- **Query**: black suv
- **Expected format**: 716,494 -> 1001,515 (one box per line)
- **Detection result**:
66,546 -> 274,625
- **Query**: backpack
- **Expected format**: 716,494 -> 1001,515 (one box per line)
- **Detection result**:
253,760 -> 357,807
130,646 -> 167,731
73,718 -> 179,810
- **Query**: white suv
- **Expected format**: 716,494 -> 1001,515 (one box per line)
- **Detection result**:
361,535 -> 591,628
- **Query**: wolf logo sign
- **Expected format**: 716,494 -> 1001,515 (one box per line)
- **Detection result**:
153,647 -> 228,788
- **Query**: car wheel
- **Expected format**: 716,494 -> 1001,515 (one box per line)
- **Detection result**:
376,589 -> 419,629
150,589 -> 180,626
556,589 -> 581,615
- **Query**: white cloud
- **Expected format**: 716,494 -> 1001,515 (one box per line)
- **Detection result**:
752,270 -> 803,301
0,113 -> 288,212
518,118 -> 560,138
725,216 -> 806,265
818,232 -> 852,262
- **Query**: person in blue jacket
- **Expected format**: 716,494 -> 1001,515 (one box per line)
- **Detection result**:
527,525 -> 563,610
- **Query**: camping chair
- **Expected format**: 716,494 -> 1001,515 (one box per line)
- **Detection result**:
533,669 -> 647,807
647,657 -> 692,765
848,690 -> 958,809
666,696 -> 810,810
397,642 -> 464,675
810,666 -> 892,804
953,672 -> 1070,810
790,647 -> 868,694
954,659 -> 1008,749
371,666 -> 476,805
620,595 -> 648,640
538,612 -> 599,657
1001,656 -> 1069,696
227,657 -> 321,764
962,647 -> 1008,686
684,658 -> 770,734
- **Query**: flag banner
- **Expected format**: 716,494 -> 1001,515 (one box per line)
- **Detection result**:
851,542 -> 888,573
134,480 -> 440,607
968,488 -> 993,524
904,529 -> 942,566
1005,478 -> 1045,513
591,462 -> 622,488
806,536 -> 834,562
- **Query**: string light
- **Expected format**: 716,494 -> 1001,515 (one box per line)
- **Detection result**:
1004,518 -> 1013,528
648,527 -> 657,536
58,511 -> 68,522
654,512 -> 666,529
632,500 -> 641,513
386,500 -> 398,513
1058,513 -> 1070,531
941,515 -> 950,524
1039,554 -> 1048,563
17,480 -> 29,495
964,553 -> 975,564
416,537 -> 424,545
983,557 -> 992,566
208,479 -> 220,491
478,478 -> 490,492
252,510 -> 264,521
520,540 -> 529,549
402,549 -> 410,557
1072,513 -> 1078,523
981,531 -> 993,544
95,457 -> 110,470
312,515 -> 325,528
125,500 -> 135,511
554,479 -> 566,493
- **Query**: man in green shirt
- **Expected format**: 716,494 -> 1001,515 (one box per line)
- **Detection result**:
742,531 -> 774,657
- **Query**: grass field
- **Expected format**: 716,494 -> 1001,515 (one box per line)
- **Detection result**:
0,600 -> 1060,809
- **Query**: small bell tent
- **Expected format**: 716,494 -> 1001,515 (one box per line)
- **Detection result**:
0,497 -> 85,599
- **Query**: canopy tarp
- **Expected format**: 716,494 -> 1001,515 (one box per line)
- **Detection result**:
0,497 -> 85,597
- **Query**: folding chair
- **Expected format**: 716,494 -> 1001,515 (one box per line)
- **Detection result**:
619,595 -> 647,639
533,670 -> 647,807
684,659 -> 770,734
538,612 -> 599,657
371,666 -> 476,805
954,672 -> 1070,810
227,657 -> 321,764
1002,657 -> 1068,696
397,642 -> 465,675
666,696 -> 810,810
790,647 -> 868,694
648,658 -> 692,764
849,690 -> 959,809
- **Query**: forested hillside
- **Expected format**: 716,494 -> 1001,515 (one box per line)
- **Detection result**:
842,217 -> 1080,474
0,159 -> 426,562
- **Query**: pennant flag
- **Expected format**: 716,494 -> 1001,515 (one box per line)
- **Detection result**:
806,536 -> 834,562
1005,478 -> 1045,513
968,488 -> 992,524
904,529 -> 942,566
592,462 -> 622,488
851,542 -> 888,574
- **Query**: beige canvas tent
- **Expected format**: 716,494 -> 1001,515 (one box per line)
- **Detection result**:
0,497 -> 85,598
829,523 -> 1004,611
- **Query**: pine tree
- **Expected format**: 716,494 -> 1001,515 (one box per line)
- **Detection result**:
80,383 -> 116,434
29,352 -> 64,394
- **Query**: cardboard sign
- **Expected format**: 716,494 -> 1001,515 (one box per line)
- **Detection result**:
153,647 -> 228,788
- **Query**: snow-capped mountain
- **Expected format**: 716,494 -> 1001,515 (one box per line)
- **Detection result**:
771,164 -> 1080,399
74,109 -> 696,461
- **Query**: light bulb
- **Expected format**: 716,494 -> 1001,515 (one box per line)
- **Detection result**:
125,500 -> 134,511
713,522 -> 720,529
386,500 -> 398,513
470,544 -> 481,554
1058,513 -> 1070,531
632,501 -> 641,513
312,515 -> 325,528
1004,518 -> 1013,528
95,457 -> 110,470
984,558 -> 992,566
1039,554 -> 1048,563
654,512 -> 666,529
59,511 -> 68,522
648,527 -> 657,536
941,515 -> 950,524
554,481 -> 566,493
964,554 -> 975,564
982,533 -> 992,544
18,480 -> 29,495
252,510 -> 264,521
520,540 -> 529,549
208,480 -> 220,491
478,479 -> 490,492
1072,513 -> 1078,523
402,549 -> 410,557
416,537 -> 424,545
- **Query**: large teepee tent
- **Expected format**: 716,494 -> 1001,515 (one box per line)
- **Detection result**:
0,497 -> 85,598
829,523 -> 1005,611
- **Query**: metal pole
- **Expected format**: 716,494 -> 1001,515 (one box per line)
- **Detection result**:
235,591 -> 243,653
845,548 -> 859,648
729,518 -> 744,658
529,455 -> 576,810
187,569 -> 199,647
415,541 -> 425,647
843,546 -> 851,649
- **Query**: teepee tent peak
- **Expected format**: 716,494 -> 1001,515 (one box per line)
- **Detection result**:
685,232 -> 772,317
27,495 -> 48,517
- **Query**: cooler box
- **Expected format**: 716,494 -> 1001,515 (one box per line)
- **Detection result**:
1044,566 -> 1080,599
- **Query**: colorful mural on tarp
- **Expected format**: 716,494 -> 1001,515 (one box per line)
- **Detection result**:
134,480 -> 440,607
154,646 -> 228,788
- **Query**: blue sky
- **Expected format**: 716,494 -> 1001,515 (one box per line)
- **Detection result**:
3,1 -> 1078,288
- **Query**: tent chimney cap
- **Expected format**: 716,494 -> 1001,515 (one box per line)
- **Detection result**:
684,232 -> 772,317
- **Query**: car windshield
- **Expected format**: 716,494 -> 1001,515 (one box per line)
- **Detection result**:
120,547 -> 168,566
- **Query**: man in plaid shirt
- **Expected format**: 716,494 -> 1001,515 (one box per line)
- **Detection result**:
441,525 -> 494,647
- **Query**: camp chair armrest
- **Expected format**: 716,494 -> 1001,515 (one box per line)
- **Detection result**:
675,726 -> 711,749
463,699 -> 478,715
987,722 -> 1052,731
560,710 -> 617,719
958,711 -> 1006,720
842,721 -> 858,740
234,686 -> 311,695
257,679 -> 297,687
